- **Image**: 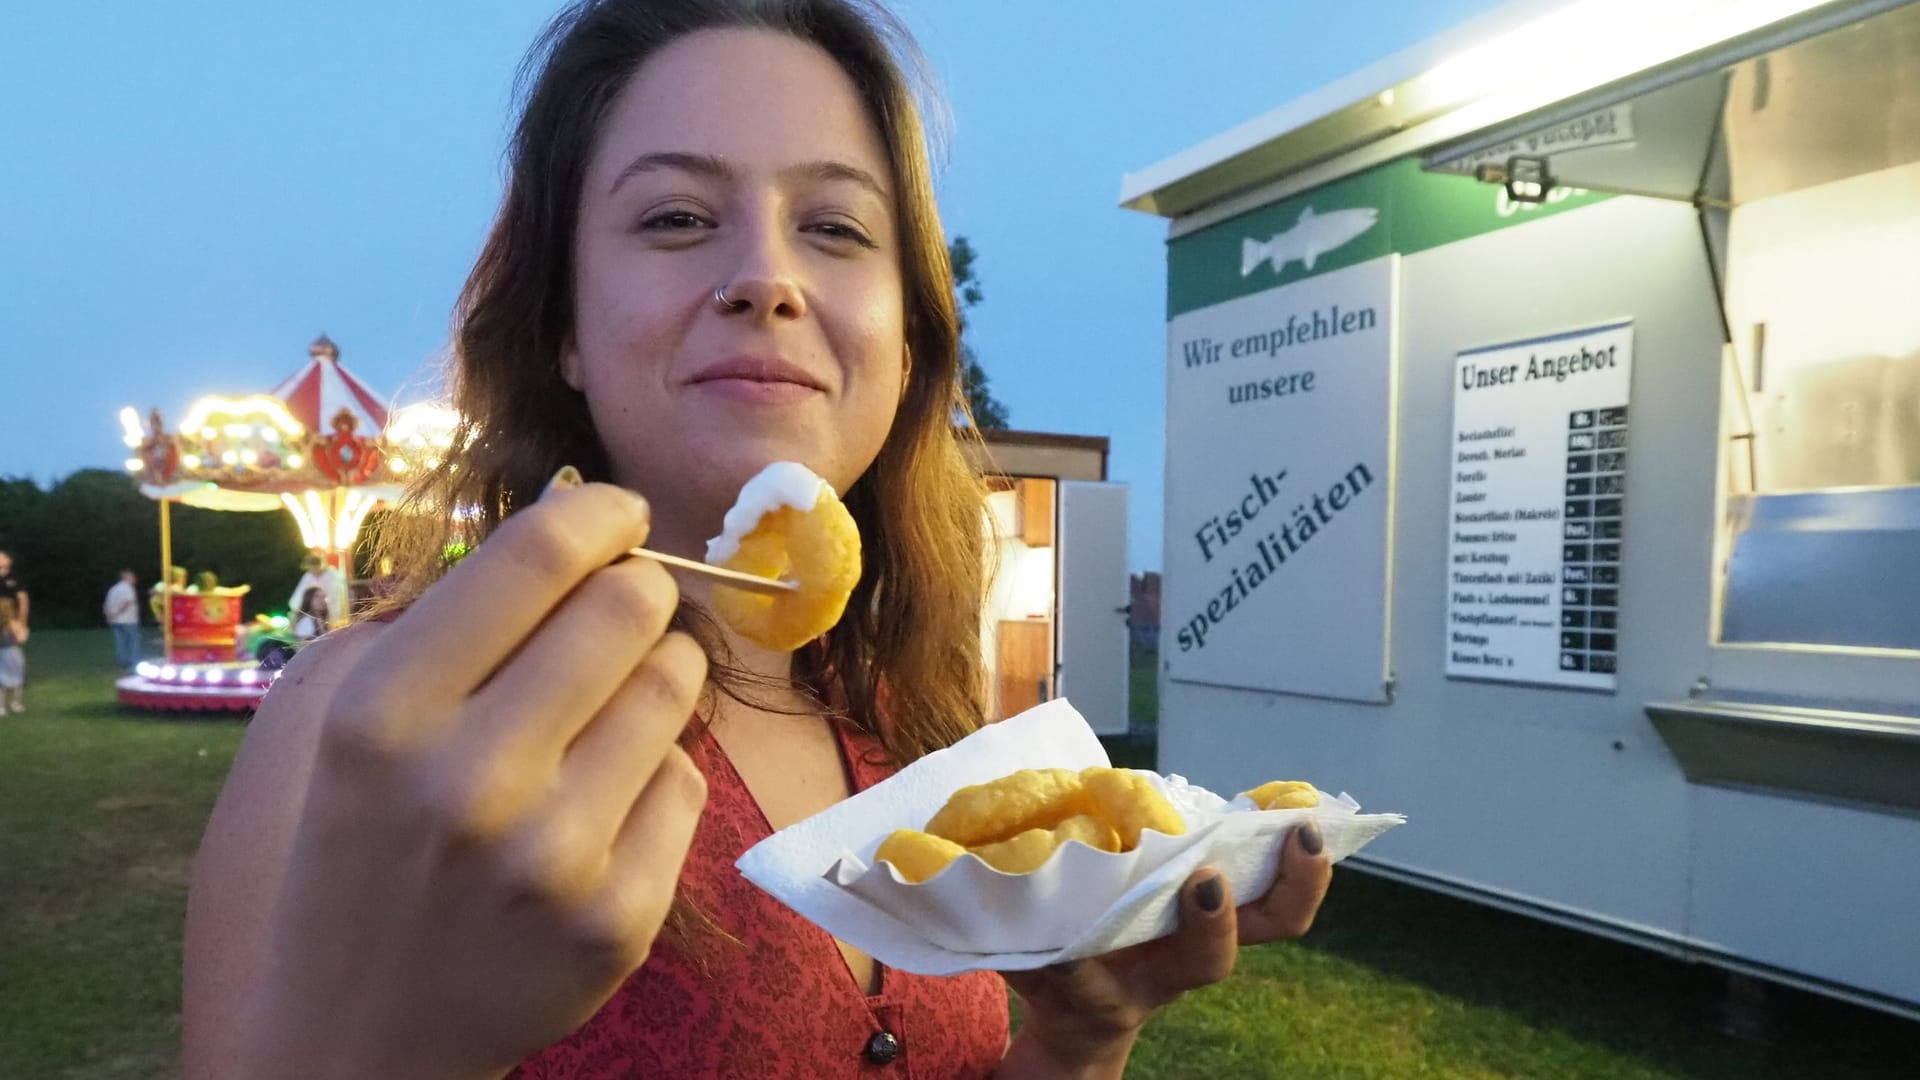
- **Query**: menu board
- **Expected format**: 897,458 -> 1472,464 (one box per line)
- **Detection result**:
1446,321 -> 1633,690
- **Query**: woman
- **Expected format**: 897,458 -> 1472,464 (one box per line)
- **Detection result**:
182,2 -> 1332,1076
0,595 -> 24,715
291,586 -> 330,642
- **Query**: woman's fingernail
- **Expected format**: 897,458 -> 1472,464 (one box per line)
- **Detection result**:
1195,874 -> 1224,913
543,465 -> 583,498
1297,820 -> 1325,856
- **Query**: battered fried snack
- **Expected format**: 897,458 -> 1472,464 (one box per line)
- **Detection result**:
969,814 -> 1121,874
1079,766 -> 1187,849
1243,780 -> 1321,810
874,829 -> 968,884
705,462 -> 861,651
923,768 -> 1085,847
876,765 -> 1186,881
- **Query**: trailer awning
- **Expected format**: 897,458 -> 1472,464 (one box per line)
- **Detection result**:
1119,0 -> 1914,221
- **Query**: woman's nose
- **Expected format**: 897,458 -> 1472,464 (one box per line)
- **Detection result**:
714,222 -> 808,321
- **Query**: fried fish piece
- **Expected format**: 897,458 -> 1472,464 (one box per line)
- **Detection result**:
1050,812 -> 1123,854
923,767 -> 1085,847
968,813 -> 1121,874
874,829 -> 969,884
1077,766 -> 1186,848
708,465 -> 862,652
1243,780 -> 1321,810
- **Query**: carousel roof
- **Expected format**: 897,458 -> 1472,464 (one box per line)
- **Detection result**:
270,334 -> 390,434
126,334 -> 420,512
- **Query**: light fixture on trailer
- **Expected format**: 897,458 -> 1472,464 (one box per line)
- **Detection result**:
1508,156 -> 1553,203
1473,156 -> 1556,204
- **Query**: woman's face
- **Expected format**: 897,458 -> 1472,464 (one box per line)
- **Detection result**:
566,28 -> 907,550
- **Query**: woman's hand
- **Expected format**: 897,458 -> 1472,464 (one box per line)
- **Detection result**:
1000,822 -> 1333,1079
235,480 -> 710,1080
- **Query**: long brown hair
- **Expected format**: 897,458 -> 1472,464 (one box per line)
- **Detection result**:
376,0 -> 990,763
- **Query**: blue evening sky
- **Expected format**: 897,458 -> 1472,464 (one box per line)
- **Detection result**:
1,0 -> 1504,571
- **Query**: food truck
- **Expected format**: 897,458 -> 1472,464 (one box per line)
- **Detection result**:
966,430 -> 1131,732
1120,0 -> 1920,1018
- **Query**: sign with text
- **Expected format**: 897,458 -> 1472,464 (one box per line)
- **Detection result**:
1164,256 -> 1397,702
1445,321 -> 1634,691
1429,104 -> 1637,177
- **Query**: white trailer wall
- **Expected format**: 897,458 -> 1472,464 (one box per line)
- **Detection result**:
1159,189 -> 1920,1008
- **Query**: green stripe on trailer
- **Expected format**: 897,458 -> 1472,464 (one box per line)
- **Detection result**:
1167,158 -> 1611,318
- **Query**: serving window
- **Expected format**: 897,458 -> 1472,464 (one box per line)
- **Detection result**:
1711,6 -> 1920,653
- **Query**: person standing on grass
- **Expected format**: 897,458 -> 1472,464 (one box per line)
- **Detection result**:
105,569 -> 142,669
0,550 -> 27,630
0,552 -> 27,714
0,595 -> 25,714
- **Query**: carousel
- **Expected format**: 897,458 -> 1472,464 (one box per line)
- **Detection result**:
115,335 -> 456,712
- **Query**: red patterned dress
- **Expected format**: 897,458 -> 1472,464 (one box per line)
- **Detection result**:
507,718 -> 1010,1078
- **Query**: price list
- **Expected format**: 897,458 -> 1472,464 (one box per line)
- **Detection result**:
1446,322 -> 1633,691
1558,407 -> 1628,678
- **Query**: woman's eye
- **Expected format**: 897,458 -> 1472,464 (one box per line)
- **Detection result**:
808,220 -> 878,249
638,210 -> 711,232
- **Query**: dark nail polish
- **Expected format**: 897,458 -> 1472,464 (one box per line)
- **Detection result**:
542,464 -> 583,499
1195,875 -> 1224,913
1297,821 -> 1324,856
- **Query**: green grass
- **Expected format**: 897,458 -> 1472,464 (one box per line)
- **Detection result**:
1121,872 -> 1912,1078
0,630 -> 246,1080
2,633 -> 1912,1078
1129,646 -> 1160,736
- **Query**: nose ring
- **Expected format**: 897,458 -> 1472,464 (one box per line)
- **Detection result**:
714,285 -> 747,313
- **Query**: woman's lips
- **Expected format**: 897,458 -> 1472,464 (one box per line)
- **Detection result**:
693,377 -> 821,404
690,356 -> 825,404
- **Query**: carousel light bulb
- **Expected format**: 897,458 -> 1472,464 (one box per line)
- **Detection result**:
182,395 -> 305,440
425,457 -> 441,469
303,491 -> 331,549
206,668 -> 227,685
160,665 -> 178,681
283,492 -> 328,549
221,450 -> 240,466
240,449 -> 259,465
120,407 -> 144,446
182,454 -> 203,469
239,669 -> 259,685
200,427 -> 217,440
335,489 -> 376,550
391,458 -> 410,474
126,458 -> 144,472
136,662 -> 159,678
287,453 -> 304,469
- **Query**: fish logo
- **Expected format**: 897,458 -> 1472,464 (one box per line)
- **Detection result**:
1240,204 -> 1380,277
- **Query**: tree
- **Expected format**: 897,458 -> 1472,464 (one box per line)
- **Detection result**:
9,470 -> 155,629
0,469 -> 307,628
948,236 -> 1009,430
0,476 -> 47,559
